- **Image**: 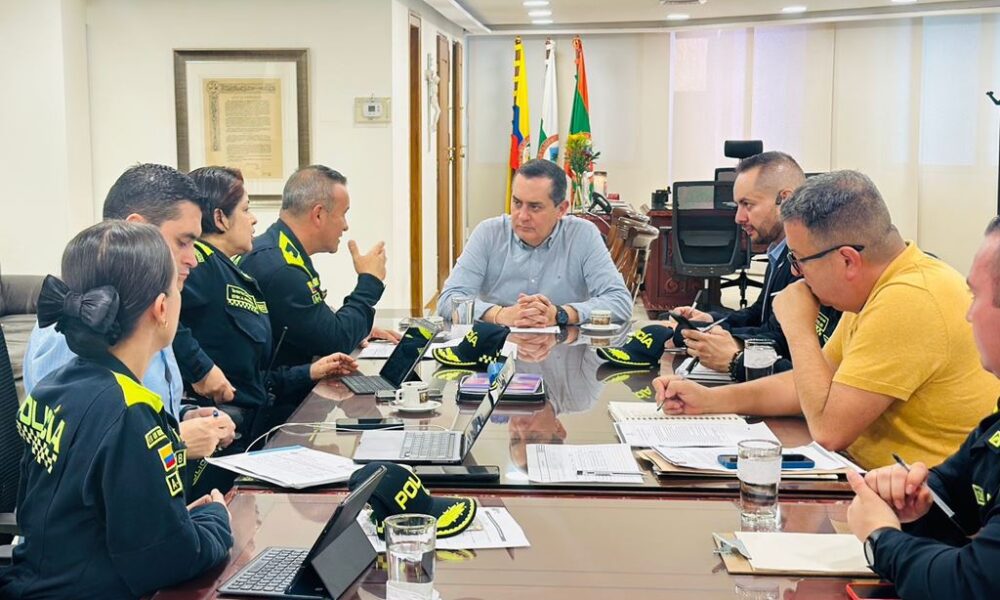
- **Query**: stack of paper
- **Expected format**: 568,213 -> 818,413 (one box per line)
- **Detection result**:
676,357 -> 732,383
608,401 -> 742,422
205,445 -> 359,489
614,419 -> 779,448
714,532 -> 874,576
362,506 -> 531,551
649,442 -> 864,478
526,443 -> 644,484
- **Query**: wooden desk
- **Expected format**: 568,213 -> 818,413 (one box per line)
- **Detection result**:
262,333 -> 850,498
154,491 -> 864,600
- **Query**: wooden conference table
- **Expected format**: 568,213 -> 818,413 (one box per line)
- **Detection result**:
263,325 -> 850,498
157,491 -> 865,600
156,321 -> 868,599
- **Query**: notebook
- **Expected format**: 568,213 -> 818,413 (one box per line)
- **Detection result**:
608,402 -> 741,422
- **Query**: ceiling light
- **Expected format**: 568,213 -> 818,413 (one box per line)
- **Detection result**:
666,13 -> 690,21
532,19 -> 554,25
528,10 -> 552,17
781,5 -> 808,13
522,1 -> 549,6
890,0 -> 918,3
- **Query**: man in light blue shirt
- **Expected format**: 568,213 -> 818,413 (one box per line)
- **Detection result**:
22,164 -> 235,460
438,159 -> 631,328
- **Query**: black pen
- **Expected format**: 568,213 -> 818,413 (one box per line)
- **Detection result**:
891,453 -> 963,530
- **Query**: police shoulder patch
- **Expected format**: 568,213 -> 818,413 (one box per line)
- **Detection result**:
157,442 -> 178,472
145,426 -> 167,449
165,470 -> 184,497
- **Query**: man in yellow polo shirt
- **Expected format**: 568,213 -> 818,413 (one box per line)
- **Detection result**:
653,170 -> 998,469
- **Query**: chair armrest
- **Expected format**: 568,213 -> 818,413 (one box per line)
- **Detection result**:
0,511 -> 19,536
1,275 -> 44,316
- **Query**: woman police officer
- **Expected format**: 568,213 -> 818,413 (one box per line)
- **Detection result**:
172,166 -> 356,447
0,221 -> 232,599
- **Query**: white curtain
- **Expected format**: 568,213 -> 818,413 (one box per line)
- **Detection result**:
665,14 -> 1000,273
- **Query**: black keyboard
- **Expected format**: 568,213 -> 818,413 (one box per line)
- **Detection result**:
342,375 -> 395,394
221,547 -> 307,594
401,431 -> 458,460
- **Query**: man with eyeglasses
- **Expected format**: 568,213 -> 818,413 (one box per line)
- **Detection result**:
653,170 -> 999,469
670,151 -> 841,378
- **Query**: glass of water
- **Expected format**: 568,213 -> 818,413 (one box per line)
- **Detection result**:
449,296 -> 475,326
385,514 -> 436,600
743,339 -> 779,381
737,439 -> 782,526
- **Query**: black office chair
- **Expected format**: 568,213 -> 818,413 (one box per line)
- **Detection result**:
0,325 -> 23,562
670,181 -> 752,311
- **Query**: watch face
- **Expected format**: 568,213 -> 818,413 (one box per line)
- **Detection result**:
556,307 -> 568,326
864,537 -> 876,567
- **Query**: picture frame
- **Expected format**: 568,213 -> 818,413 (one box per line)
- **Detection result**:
174,49 -> 310,207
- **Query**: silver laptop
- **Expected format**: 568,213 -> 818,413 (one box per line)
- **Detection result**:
352,360 -> 515,464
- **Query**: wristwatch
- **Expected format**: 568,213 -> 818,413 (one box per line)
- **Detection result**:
555,305 -> 569,327
864,526 -> 896,569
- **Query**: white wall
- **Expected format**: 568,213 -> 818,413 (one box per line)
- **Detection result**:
0,0 -> 94,276
466,33 -> 674,228
32,0 -> 465,312
466,14 -> 1000,275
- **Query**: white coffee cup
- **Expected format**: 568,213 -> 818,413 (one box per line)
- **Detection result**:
393,381 -> 430,407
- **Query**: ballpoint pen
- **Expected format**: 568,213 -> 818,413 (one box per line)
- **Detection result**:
891,453 -> 964,531
697,316 -> 728,332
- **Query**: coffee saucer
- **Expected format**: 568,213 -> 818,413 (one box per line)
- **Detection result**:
392,400 -> 443,413
580,322 -> 621,332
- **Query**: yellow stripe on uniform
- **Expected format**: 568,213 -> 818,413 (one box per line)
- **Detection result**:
113,373 -> 164,413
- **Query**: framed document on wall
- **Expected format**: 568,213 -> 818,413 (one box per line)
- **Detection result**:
174,49 -> 310,206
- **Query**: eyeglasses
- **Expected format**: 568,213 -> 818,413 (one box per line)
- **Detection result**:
788,244 -> 865,274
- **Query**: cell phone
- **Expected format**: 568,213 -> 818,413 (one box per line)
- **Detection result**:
845,583 -> 900,599
412,465 -> 501,484
335,417 -> 404,432
717,453 -> 816,470
667,311 -> 697,332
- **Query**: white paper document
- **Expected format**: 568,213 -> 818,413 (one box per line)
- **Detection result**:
676,357 -> 732,382
508,325 -> 560,334
734,532 -> 872,574
526,443 -> 644,484
364,507 -> 530,551
654,442 -> 863,473
205,445 -> 359,489
357,337 -> 518,360
614,419 -> 778,448
607,401 -> 742,423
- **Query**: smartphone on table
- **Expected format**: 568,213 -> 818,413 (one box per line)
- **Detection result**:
845,583 -> 899,599
717,453 -> 816,470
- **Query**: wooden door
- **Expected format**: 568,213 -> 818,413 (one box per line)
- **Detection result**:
408,15 -> 422,316
435,34 -> 451,292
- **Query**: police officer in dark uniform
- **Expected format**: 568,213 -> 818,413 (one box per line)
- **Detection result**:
236,165 -> 397,373
174,167 -> 357,448
0,222 -> 232,599
845,217 -> 1000,599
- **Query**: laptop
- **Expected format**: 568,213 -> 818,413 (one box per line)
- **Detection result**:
342,325 -> 435,394
217,466 -> 386,599
352,360 -> 515,464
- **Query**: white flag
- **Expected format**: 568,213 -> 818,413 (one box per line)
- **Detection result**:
537,39 -> 559,162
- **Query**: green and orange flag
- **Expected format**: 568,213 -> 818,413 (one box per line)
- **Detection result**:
568,36 -> 591,143
506,37 -> 531,213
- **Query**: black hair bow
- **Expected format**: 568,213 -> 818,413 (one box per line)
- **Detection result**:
37,275 -> 120,335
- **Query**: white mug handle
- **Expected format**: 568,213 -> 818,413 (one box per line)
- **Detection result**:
393,388 -> 405,404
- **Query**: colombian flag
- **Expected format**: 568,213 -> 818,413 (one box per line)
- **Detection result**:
506,37 -> 531,213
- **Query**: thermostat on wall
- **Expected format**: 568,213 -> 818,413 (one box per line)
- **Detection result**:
354,97 -> 391,124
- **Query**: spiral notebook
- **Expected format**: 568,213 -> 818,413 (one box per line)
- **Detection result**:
608,402 -> 741,423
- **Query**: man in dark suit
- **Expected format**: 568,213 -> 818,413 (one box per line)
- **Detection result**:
672,151 -> 840,377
